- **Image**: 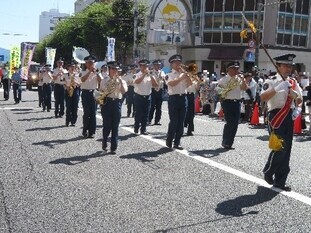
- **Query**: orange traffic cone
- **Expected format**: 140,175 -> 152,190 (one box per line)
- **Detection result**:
250,102 -> 260,125
293,114 -> 302,134
195,96 -> 201,113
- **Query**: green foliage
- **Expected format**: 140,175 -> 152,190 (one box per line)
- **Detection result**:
34,1 -> 147,65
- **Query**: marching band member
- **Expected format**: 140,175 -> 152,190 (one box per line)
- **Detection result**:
80,55 -> 101,138
218,61 -> 247,149
11,67 -> 22,104
261,54 -> 302,191
165,54 -> 192,149
52,58 -> 67,118
40,64 -> 53,112
122,64 -> 137,117
148,59 -> 166,125
65,61 -> 81,127
133,59 -> 158,135
99,61 -> 127,153
1,66 -> 10,100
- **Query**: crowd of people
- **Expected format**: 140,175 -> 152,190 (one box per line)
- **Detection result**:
1,53 -> 311,191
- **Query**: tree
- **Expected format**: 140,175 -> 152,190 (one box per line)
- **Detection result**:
33,1 -> 147,66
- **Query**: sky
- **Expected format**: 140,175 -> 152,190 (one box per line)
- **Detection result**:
0,0 -> 76,50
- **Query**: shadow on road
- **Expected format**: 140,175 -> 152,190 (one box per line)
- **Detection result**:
190,147 -> 231,158
26,125 -> 66,131
256,135 -> 269,141
18,116 -> 55,122
49,151 -> 106,165
215,186 -> 278,217
32,136 -> 82,148
120,147 -> 172,164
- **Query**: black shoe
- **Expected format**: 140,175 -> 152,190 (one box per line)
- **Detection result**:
154,122 -> 161,125
55,115 -> 59,118
264,174 -> 274,185
221,143 -> 234,150
87,134 -> 94,138
141,131 -> 148,135
186,132 -> 193,136
47,109 -> 50,112
166,140 -> 172,148
82,130 -> 88,138
147,122 -> 151,125
110,150 -> 116,154
59,115 -> 63,118
173,145 -> 183,150
70,124 -> 75,127
273,184 -> 291,192
65,121 -> 69,127
134,129 -> 138,134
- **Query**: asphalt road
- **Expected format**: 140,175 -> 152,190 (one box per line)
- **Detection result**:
0,89 -> 311,233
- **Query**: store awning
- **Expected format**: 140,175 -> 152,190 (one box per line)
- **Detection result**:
208,47 -> 246,60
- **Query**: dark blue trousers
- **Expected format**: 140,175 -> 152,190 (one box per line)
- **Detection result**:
42,83 -> 52,110
13,83 -> 22,103
221,99 -> 241,147
81,90 -> 97,135
38,86 -> 43,107
101,98 -> 122,151
127,86 -> 135,116
263,109 -> 293,187
167,94 -> 187,146
149,88 -> 163,123
2,79 -> 10,100
184,93 -> 195,132
134,94 -> 151,133
54,84 -> 65,116
65,87 -> 80,125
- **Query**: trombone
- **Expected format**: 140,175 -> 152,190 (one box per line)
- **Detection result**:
179,63 -> 202,84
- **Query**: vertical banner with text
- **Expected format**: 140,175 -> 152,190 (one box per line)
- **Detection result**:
45,47 -> 56,68
107,37 -> 115,62
9,46 -> 21,77
21,43 -> 36,80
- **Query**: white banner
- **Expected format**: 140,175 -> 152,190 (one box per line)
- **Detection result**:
45,47 -> 56,67
107,37 -> 115,62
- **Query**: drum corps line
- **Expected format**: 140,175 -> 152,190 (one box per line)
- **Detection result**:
30,52 -> 309,191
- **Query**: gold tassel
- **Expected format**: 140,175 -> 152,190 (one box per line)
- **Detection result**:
240,29 -> 248,39
248,22 -> 257,33
269,131 -> 284,151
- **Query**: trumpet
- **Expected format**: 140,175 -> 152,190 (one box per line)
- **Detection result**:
179,63 -> 202,83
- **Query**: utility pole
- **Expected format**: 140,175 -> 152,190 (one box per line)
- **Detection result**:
133,0 -> 138,61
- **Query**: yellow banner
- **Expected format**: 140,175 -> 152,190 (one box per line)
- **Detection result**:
9,46 -> 21,77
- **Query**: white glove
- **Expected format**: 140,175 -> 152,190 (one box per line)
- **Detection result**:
274,81 -> 291,92
292,107 -> 302,120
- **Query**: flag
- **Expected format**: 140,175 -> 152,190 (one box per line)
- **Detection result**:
45,47 -> 56,67
9,46 -> 21,77
107,37 -> 115,62
21,43 -> 36,80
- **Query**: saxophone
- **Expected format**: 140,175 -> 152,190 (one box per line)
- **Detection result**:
68,73 -> 75,97
94,77 -> 119,105
217,76 -> 240,99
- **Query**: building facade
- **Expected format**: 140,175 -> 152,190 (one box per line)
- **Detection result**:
39,9 -> 69,41
182,0 -> 311,77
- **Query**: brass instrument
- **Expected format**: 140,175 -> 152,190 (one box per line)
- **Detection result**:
179,63 -> 202,83
94,76 -> 119,105
217,76 -> 240,99
68,73 -> 75,97
149,70 -> 163,92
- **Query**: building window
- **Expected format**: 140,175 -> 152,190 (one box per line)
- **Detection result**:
204,33 -> 213,43
206,0 -> 215,11
245,0 -> 256,11
212,33 -> 221,43
223,32 -> 232,43
301,0 -> 310,14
